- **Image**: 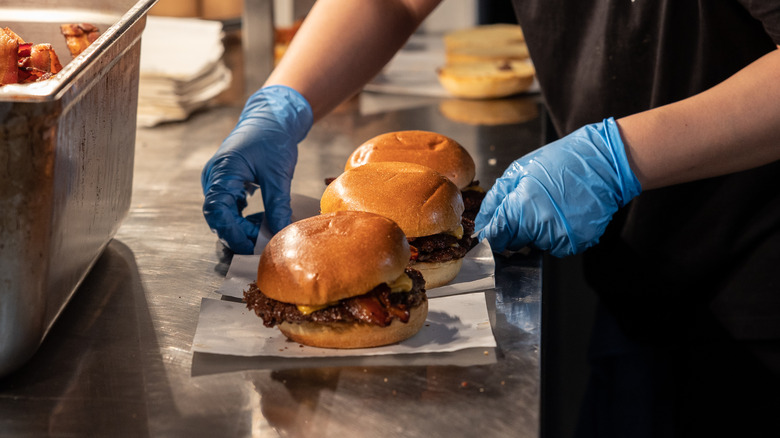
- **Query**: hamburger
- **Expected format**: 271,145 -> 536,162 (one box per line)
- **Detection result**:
321,161 -> 472,289
344,130 -> 486,221
243,211 -> 428,349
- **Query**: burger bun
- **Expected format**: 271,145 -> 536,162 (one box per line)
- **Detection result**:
278,300 -> 428,349
346,130 -> 476,190
412,258 -> 464,290
320,161 -> 464,238
257,210 -> 411,305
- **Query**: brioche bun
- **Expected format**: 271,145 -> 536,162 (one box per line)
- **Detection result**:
411,258 -> 464,290
278,300 -> 428,349
257,211 -> 410,306
443,23 -> 525,51
320,161 -> 464,238
439,97 -> 539,126
437,60 -> 535,100
445,44 -> 530,65
346,130 -> 476,189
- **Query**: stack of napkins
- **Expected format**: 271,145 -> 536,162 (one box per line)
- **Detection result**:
137,16 -> 232,127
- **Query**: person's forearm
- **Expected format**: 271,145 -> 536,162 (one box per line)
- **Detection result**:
264,0 -> 441,121
617,47 -> 780,190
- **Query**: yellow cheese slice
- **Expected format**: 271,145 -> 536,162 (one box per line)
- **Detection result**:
449,224 -> 464,240
296,273 -> 414,314
388,272 -> 413,293
297,304 -> 329,315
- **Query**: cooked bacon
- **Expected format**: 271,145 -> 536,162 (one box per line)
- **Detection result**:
376,290 -> 412,323
2,27 -> 25,44
0,28 -> 19,85
60,23 -> 100,58
1,25 -> 72,86
244,268 -> 426,328
343,295 -> 394,326
17,42 -> 32,58
29,43 -> 63,73
15,43 -> 62,83
409,244 -> 419,261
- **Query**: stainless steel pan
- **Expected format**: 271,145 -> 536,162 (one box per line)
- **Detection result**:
1,0 -> 157,376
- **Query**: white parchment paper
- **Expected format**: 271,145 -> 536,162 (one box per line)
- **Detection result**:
192,293 -> 496,358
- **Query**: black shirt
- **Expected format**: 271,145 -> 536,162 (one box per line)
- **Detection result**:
511,0 -> 780,340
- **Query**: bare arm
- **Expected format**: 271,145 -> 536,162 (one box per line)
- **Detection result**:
618,46 -> 780,190
264,0 -> 442,121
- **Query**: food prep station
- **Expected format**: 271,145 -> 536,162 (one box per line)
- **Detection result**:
1,4 -> 546,436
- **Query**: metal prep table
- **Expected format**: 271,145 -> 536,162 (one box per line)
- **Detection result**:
0,76 -> 545,435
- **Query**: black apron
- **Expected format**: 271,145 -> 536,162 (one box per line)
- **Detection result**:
509,1 -> 780,435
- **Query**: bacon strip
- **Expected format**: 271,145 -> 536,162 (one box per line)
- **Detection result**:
1,26 -> 69,86
344,295 -> 394,327
29,43 -> 63,74
60,23 -> 100,58
244,268 -> 426,328
0,28 -> 19,85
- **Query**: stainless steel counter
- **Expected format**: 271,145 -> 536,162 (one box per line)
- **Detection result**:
0,90 -> 545,437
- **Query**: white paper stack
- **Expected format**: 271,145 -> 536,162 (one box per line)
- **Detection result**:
137,16 -> 232,127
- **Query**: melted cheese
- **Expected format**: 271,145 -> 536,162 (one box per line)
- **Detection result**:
462,185 -> 485,193
297,304 -> 329,315
388,272 -> 413,293
449,224 -> 464,240
296,273 -> 414,314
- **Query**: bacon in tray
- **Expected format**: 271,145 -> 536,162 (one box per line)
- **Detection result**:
0,24 -> 100,87
0,29 -> 17,85
60,23 -> 100,58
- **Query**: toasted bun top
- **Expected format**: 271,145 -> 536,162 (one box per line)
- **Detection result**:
443,23 -> 525,51
321,162 -> 464,238
256,211 -> 410,306
345,130 -> 476,189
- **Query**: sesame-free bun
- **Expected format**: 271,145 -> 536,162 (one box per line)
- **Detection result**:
320,162 -> 464,238
345,130 -> 476,189
278,300 -> 428,349
443,23 -> 525,51
437,60 -> 535,100
439,97 -> 539,126
445,44 -> 530,65
411,258 -> 464,290
256,211 -> 411,306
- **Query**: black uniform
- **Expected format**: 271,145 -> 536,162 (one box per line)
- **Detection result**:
510,1 -> 780,436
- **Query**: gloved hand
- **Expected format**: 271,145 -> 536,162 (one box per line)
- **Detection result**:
475,117 -> 642,257
201,85 -> 313,254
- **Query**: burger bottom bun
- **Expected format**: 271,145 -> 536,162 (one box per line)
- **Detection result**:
437,61 -> 535,100
412,258 -> 464,289
278,301 -> 428,349
439,97 -> 539,126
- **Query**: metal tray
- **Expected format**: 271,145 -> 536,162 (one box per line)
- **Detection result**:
0,0 -> 157,376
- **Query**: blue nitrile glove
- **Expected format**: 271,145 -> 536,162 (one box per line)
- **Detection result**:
475,117 -> 642,257
201,85 -> 313,254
